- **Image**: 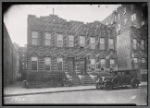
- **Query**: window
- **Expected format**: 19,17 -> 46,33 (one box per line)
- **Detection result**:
80,36 -> 85,47
141,40 -> 145,50
131,13 -> 136,21
141,58 -> 146,63
57,34 -> 63,47
44,57 -> 51,70
106,22 -> 108,25
124,18 -> 127,25
133,39 -> 137,50
117,24 -> 121,31
31,57 -> 38,70
57,58 -> 63,70
118,14 -> 120,20
100,59 -> 105,69
69,35 -> 74,47
99,38 -> 105,50
90,59 -> 95,70
45,33 -> 51,46
90,37 -> 95,49
31,31 -> 38,45
109,38 -> 114,50
133,58 -> 138,68
110,59 -> 115,69
141,21 -> 145,26
123,7 -> 126,15
131,5 -> 134,10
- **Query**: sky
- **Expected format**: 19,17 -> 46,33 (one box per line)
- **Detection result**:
4,4 -> 121,47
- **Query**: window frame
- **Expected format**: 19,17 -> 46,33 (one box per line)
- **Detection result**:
31,57 -> 38,71
57,58 -> 63,71
68,35 -> 74,47
31,31 -> 38,45
57,34 -> 63,47
133,39 -> 137,50
45,32 -> 51,46
90,37 -> 95,49
44,57 -> 51,71
79,36 -> 85,47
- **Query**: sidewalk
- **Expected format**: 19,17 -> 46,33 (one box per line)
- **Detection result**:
4,81 -> 147,97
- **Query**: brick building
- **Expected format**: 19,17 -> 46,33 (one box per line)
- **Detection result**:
27,14 -> 117,83
102,3 -> 148,81
3,24 -> 20,86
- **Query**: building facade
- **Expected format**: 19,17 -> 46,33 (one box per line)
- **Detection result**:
27,14 -> 117,77
102,3 -> 148,81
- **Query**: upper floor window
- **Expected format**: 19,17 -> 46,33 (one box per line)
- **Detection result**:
133,39 -> 137,50
141,58 -> 146,63
44,57 -> 51,71
123,7 -> 126,15
31,31 -> 38,45
106,22 -> 108,25
131,5 -> 135,10
110,59 -> 115,69
141,21 -> 145,26
118,24 -> 121,31
69,35 -> 74,47
99,38 -> 105,50
45,33 -> 51,46
31,57 -> 38,70
57,34 -> 63,47
57,58 -> 63,70
131,13 -> 136,22
79,36 -> 85,47
90,37 -> 95,49
141,40 -> 145,50
109,38 -> 114,50
133,57 -> 138,68
118,14 -> 120,21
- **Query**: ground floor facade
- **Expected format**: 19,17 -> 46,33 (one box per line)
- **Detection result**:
27,46 -> 118,76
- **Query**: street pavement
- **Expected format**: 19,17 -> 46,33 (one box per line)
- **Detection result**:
4,81 -> 147,97
4,86 -> 147,105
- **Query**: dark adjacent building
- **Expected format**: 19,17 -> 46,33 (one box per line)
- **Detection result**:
3,24 -> 20,86
27,14 -> 117,81
102,3 -> 148,81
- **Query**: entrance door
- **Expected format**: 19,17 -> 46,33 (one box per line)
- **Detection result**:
75,58 -> 86,75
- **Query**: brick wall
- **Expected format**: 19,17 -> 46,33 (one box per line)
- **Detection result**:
27,15 -> 118,74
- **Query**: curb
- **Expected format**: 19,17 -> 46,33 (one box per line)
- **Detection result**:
4,88 -> 96,97
4,84 -> 147,97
